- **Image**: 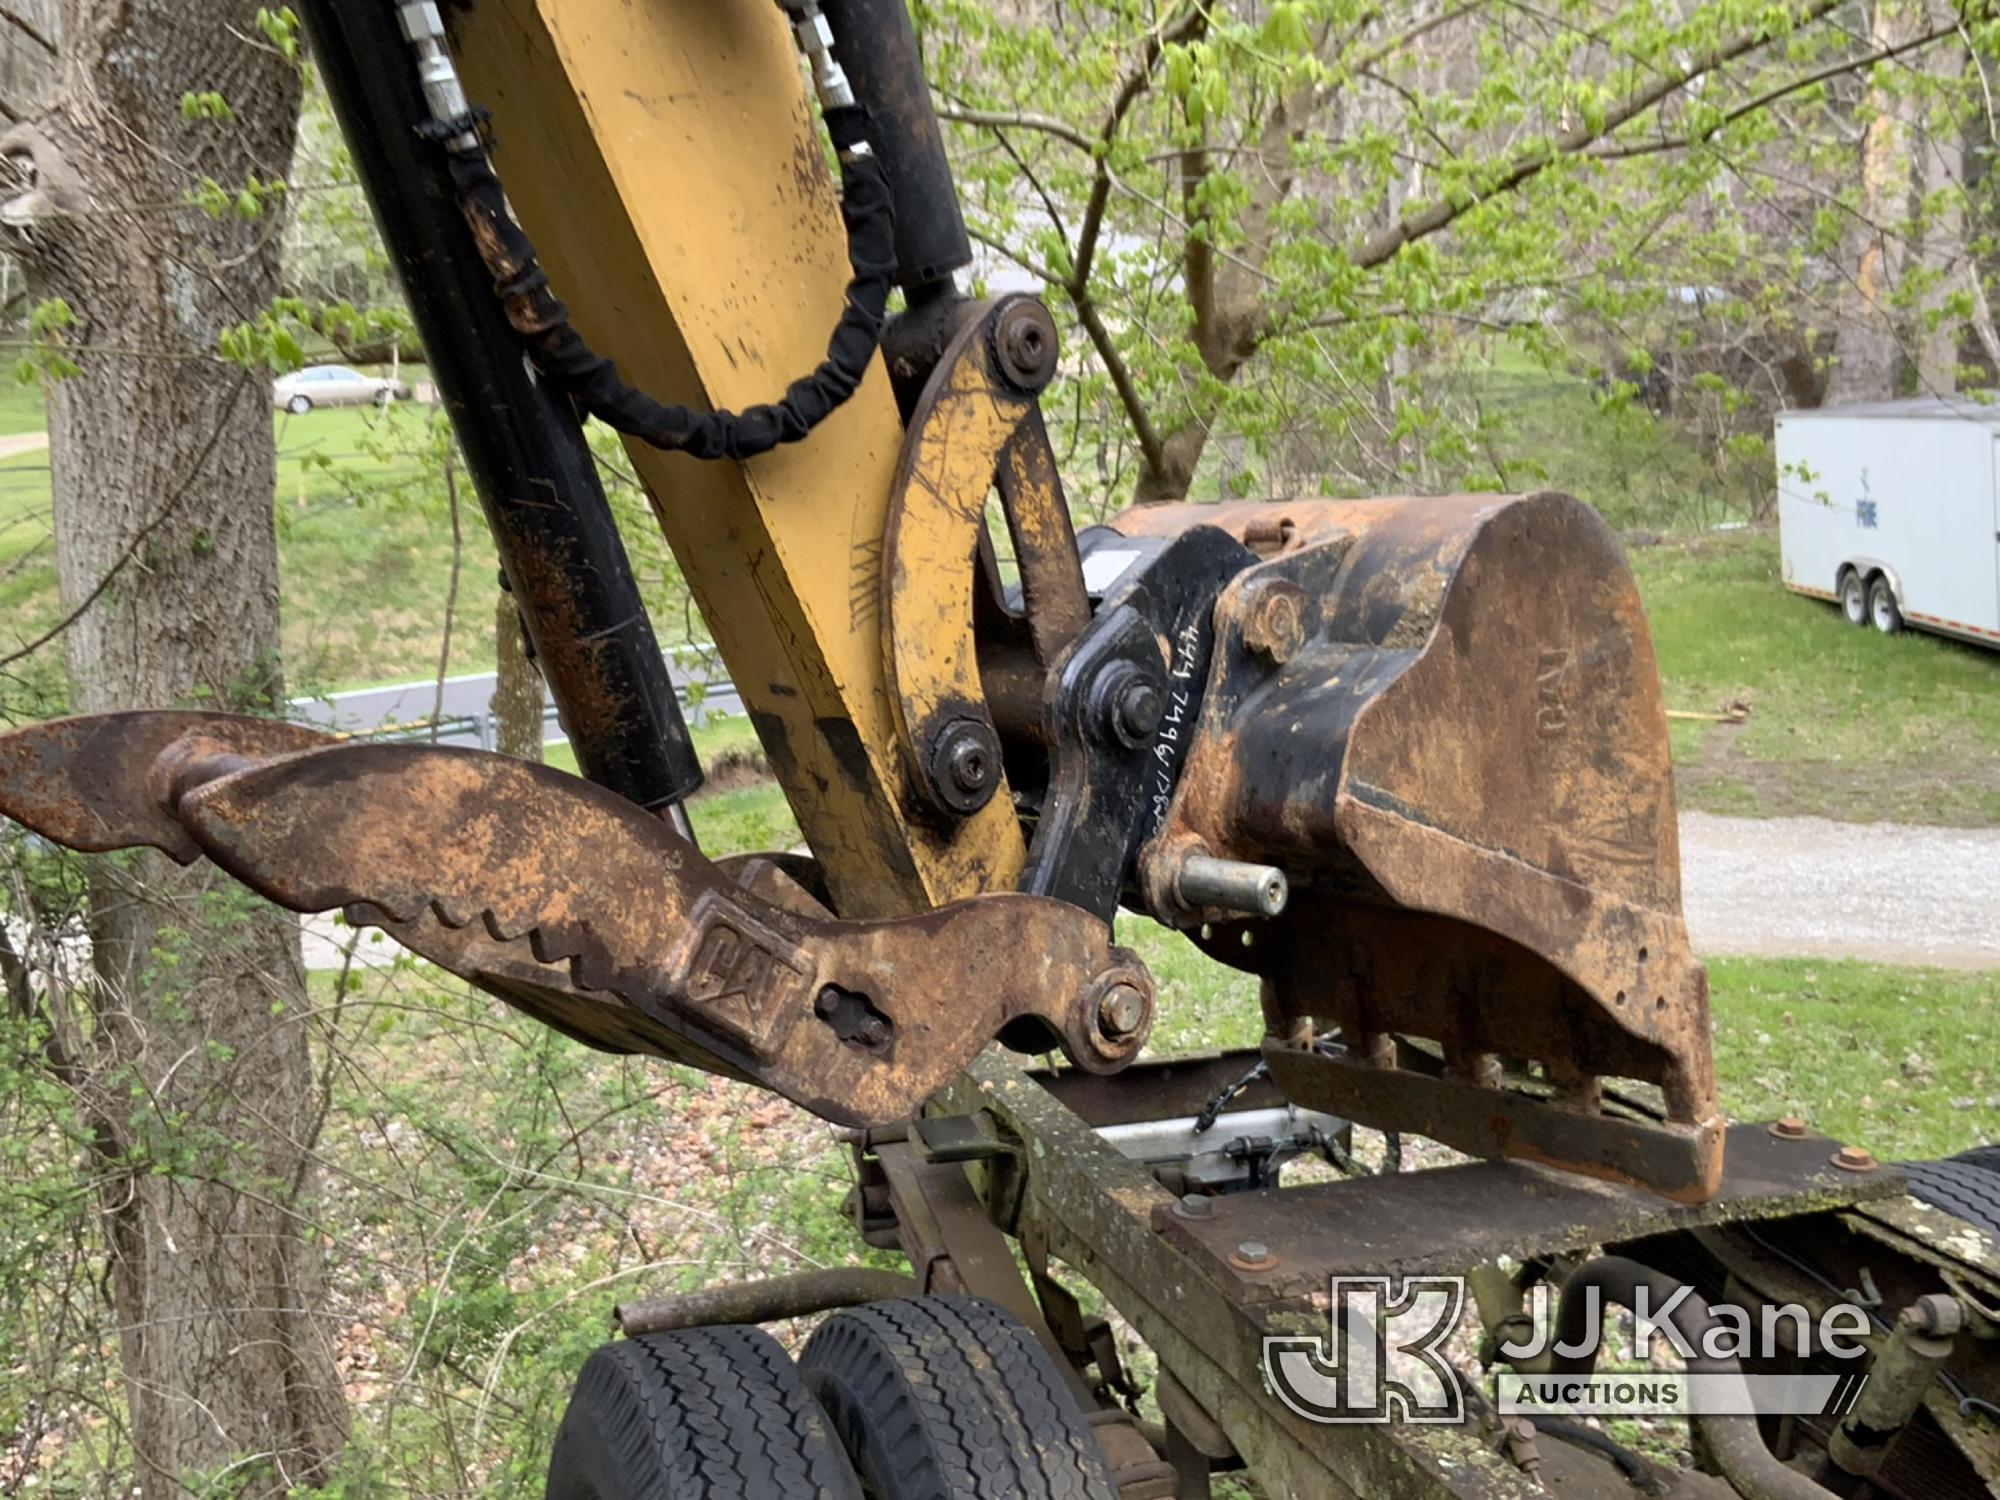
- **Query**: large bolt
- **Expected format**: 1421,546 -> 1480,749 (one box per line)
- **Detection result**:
1115,678 -> 1165,742
1239,577 -> 1309,665
926,718 -> 1001,816
993,298 -> 1059,391
1228,1241 -> 1277,1272
1832,1144 -> 1878,1172
1097,983 -> 1149,1041
1769,1116 -> 1807,1140
1174,1192 -> 1213,1220
1092,662 -> 1169,749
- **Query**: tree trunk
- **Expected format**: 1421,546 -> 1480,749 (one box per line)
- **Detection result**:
1827,0 -> 1918,404
1913,21 -> 1966,395
492,592 -> 545,761
1134,424 -> 1207,505
1,5 -> 344,1495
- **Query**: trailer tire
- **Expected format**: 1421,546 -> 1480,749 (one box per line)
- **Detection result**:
1839,568 -> 1868,626
800,1296 -> 1117,1500
1867,574 -> 1904,634
545,1325 -> 862,1500
1901,1148 -> 2000,1236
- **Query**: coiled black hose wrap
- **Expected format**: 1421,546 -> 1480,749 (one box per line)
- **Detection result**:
424,105 -> 895,463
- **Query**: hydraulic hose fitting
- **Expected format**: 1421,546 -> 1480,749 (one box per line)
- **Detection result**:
394,2 -> 478,150
778,2 -> 860,118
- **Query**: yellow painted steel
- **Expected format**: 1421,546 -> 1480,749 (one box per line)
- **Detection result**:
448,0 -> 1027,915
880,333 -> 1029,798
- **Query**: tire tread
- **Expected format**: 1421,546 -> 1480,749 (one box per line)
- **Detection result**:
547,1324 -> 860,1499
802,1295 -> 1116,1500
1901,1154 -> 2000,1236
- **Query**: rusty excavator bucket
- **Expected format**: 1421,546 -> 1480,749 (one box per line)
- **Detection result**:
1116,493 -> 1721,1202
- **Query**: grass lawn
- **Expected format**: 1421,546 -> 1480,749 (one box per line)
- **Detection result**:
0,379 -> 45,435
1632,529 -> 2000,825
545,715 -> 804,855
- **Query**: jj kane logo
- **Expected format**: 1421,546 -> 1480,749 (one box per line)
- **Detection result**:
1263,1275 -> 1873,1424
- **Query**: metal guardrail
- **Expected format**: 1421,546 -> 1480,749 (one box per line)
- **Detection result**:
286,644 -> 742,751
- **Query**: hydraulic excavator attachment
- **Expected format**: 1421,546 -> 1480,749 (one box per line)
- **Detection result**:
23,7 -> 2000,1496
0,0 -> 1714,1198
0,711 -> 1151,1125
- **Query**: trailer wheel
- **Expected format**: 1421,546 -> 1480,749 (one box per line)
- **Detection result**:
1838,568 -> 1868,626
1867,574 -> 1904,634
546,1325 -> 862,1500
1901,1147 -> 2000,1236
800,1296 -> 1117,1500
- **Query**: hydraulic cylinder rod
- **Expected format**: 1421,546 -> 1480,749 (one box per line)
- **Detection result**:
293,0 -> 703,812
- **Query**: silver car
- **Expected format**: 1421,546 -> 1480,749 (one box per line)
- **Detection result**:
273,364 -> 411,414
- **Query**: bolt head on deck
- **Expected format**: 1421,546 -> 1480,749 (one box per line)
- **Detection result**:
1831,1144 -> 1877,1172
1769,1116 -> 1808,1140
1228,1240 -> 1277,1272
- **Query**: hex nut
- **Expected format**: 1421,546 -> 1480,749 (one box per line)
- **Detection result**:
1239,578 -> 1309,664
1831,1145 -> 1878,1172
1912,1293 -> 1965,1337
1114,679 -> 1166,742
1227,1241 -> 1277,1272
1769,1116 -> 1808,1140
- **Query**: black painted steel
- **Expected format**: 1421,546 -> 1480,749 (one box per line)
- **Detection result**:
293,0 -> 702,811
1021,528 -> 1257,920
822,0 -> 973,292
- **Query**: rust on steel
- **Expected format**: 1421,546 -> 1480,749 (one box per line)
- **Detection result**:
879,296 -> 1088,830
1119,493 -> 1722,1202
0,712 -> 1154,1128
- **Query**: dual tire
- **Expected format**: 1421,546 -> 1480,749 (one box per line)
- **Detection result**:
1902,1144 -> 2000,1236
1838,568 -> 1902,634
546,1296 -> 1117,1500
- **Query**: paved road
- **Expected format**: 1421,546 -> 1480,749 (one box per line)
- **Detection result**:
1679,812 -> 2000,970
299,811 -> 2000,972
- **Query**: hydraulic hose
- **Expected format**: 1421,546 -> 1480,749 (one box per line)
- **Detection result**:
1547,1257 -> 1840,1500
427,105 -> 895,464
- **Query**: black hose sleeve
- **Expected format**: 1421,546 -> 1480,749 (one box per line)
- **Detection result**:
428,105 -> 895,463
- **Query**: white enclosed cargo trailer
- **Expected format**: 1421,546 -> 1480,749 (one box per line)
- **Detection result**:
1775,397 -> 2000,651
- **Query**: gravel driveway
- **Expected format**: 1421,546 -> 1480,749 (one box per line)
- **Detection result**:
297,811 -> 2000,972
1680,812 -> 2000,970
